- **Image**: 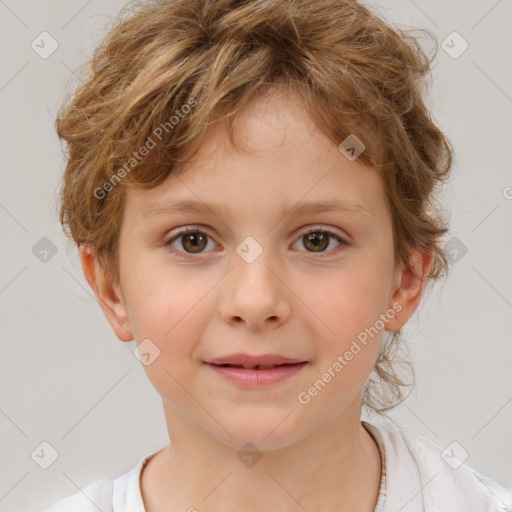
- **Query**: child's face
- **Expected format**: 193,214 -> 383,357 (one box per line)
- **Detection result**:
85,90 -> 427,450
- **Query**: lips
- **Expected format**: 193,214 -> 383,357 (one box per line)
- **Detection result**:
206,353 -> 307,368
205,355 -> 308,387
215,363 -> 286,370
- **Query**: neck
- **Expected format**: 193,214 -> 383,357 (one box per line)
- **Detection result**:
141,401 -> 382,512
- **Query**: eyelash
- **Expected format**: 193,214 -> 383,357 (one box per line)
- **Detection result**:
163,226 -> 348,260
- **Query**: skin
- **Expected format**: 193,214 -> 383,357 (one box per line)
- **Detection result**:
81,88 -> 432,512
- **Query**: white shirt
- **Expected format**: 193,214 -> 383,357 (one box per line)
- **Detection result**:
40,420 -> 512,512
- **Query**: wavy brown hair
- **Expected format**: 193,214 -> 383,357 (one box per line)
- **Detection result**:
55,0 -> 454,413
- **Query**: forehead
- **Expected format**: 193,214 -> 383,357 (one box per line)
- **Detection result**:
123,90 -> 387,226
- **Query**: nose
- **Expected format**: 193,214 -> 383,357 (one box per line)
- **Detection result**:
219,243 -> 291,330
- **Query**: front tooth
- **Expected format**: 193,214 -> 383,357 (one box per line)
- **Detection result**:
236,364 -> 279,369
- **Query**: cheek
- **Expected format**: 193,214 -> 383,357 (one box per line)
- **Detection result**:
299,259 -> 394,337
121,250 -> 210,339
124,267 -> 211,403
295,271 -> 389,411
293,254 -> 395,393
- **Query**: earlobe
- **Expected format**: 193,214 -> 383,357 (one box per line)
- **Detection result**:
385,247 -> 433,332
79,246 -> 134,342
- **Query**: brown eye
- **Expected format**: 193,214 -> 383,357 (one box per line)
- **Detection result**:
180,232 -> 208,253
302,232 -> 330,252
165,226 -> 347,261
165,228 -> 215,258
294,229 -> 347,257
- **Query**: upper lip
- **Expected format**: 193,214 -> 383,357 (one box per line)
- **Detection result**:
206,353 -> 307,367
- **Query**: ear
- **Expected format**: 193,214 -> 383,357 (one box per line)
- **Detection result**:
385,247 -> 433,332
79,246 -> 134,342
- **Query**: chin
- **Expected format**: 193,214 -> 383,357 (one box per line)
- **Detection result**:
208,413 -> 309,452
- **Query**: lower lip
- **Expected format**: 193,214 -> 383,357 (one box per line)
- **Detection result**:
205,362 -> 308,388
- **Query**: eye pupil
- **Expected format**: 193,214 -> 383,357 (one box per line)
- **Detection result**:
304,232 -> 329,252
183,233 -> 207,253
169,229 -> 342,258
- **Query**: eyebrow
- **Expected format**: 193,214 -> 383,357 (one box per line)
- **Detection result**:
143,198 -> 373,222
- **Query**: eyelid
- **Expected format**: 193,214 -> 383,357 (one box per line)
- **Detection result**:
293,225 -> 348,254
165,225 -> 216,244
164,224 -> 349,259
163,225 -> 218,253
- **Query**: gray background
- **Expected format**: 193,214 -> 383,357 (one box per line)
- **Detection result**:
1,0 -> 511,510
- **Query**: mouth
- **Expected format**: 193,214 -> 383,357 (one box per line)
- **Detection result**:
210,363 -> 300,370
205,353 -> 307,367
204,356 -> 309,388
